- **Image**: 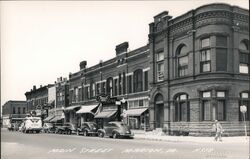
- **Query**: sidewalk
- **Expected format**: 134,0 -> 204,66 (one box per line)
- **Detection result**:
132,130 -> 249,144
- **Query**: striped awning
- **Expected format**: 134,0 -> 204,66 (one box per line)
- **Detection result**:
76,104 -> 99,114
94,110 -> 117,119
64,105 -> 81,111
50,116 -> 63,122
125,108 -> 148,116
44,115 -> 55,122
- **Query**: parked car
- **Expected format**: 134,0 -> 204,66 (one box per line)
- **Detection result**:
43,123 -> 54,133
22,117 -> 42,133
97,122 -> 134,139
77,122 -> 99,136
55,123 -> 77,135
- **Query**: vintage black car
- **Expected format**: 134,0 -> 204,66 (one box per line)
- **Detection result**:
77,122 -> 98,136
97,122 -> 134,139
55,123 -> 77,135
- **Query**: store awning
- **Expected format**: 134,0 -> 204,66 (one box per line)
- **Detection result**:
125,108 -> 148,116
50,116 -> 63,122
76,104 -> 99,114
64,105 -> 81,111
94,110 -> 117,119
44,115 -> 55,122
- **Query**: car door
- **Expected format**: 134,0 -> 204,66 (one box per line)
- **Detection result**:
105,123 -> 114,136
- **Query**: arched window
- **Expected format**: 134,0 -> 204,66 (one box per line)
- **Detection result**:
106,77 -> 113,97
134,69 -> 143,92
174,93 -> 190,122
239,91 -> 250,121
239,40 -> 249,74
177,44 -> 189,77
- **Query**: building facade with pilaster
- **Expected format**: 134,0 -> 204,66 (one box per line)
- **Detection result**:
148,3 -> 249,135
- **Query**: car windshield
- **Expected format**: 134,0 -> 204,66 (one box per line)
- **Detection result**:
89,123 -> 97,128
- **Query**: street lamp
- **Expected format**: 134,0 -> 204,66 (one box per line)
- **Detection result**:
240,105 -> 247,139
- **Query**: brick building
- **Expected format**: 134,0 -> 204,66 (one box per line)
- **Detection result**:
2,100 -> 27,127
147,3 -> 249,135
66,3 -> 249,135
25,85 -> 53,119
67,42 -> 150,129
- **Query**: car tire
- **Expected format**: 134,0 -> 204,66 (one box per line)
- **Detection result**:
112,132 -> 119,139
83,130 -> 88,136
98,132 -> 104,138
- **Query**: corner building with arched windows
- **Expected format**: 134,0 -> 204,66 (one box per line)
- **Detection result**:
148,3 -> 249,136
67,3 -> 249,136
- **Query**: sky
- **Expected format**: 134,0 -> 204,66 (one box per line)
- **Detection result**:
1,0 -> 249,107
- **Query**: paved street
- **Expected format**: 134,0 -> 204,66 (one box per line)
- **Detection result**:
1,128 -> 249,159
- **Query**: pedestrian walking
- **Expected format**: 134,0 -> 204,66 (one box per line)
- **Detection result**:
213,120 -> 223,142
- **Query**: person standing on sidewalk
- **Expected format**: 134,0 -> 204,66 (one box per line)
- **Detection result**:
213,120 -> 223,142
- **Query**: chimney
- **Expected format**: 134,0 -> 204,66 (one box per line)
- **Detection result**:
40,85 -> 42,88
115,42 -> 129,55
80,61 -> 87,70
33,85 -> 36,91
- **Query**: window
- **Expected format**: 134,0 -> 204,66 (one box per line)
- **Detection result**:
216,49 -> 227,71
92,84 -> 95,97
156,52 -> 164,61
119,74 -> 122,95
202,91 -> 226,121
201,38 -> 210,48
174,94 -> 190,122
144,71 -> 148,91
239,40 -> 249,74
23,107 -> 26,114
96,83 -> 101,95
239,92 -> 250,121
177,45 -> 189,77
133,69 -> 143,92
86,86 -> 90,99
13,107 -> 15,114
78,88 -> 82,101
139,100 -> 144,107
102,82 -> 106,94
202,91 -> 211,121
203,100 -> 211,121
114,79 -> 118,96
216,36 -> 227,47
178,56 -> 188,77
123,72 -> 126,94
127,75 -> 132,94
18,107 -> 21,114
106,78 -> 113,97
200,50 -> 211,72
157,63 -> 164,81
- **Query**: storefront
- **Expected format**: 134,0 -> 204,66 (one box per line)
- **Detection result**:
125,108 -> 149,130
76,104 -> 99,126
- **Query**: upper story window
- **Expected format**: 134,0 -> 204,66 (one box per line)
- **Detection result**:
134,69 -> 143,93
127,75 -> 132,94
200,49 -> 211,73
23,107 -> 26,114
201,38 -> 210,48
216,36 -> 227,71
177,44 -> 189,77
13,107 -> 15,114
157,63 -> 164,82
92,84 -> 95,97
156,52 -> 164,61
239,40 -> 249,74
144,71 -> 148,91
106,77 -> 113,97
